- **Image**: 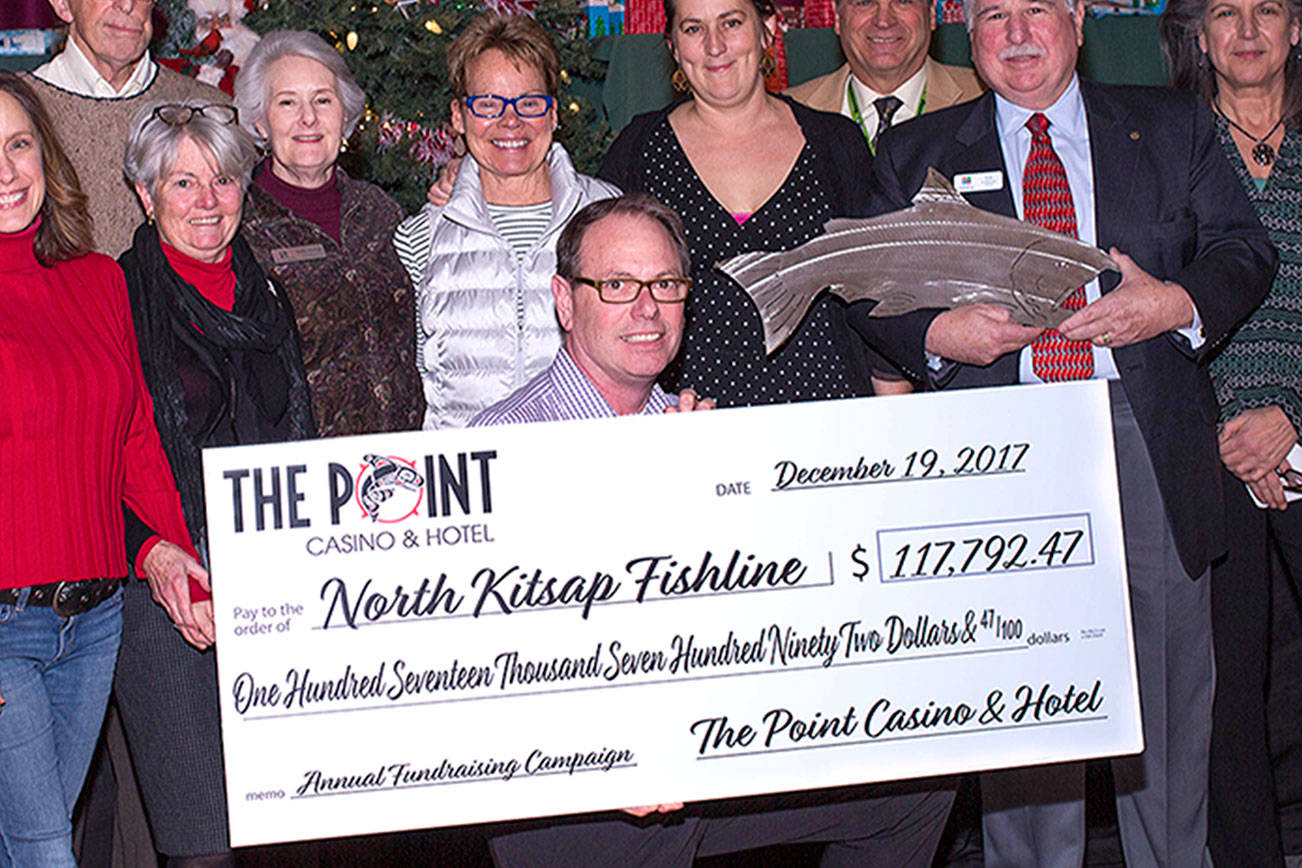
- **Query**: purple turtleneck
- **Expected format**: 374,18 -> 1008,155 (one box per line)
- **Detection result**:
254,161 -> 342,243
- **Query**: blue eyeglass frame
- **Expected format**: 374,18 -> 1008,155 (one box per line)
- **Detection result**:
462,93 -> 555,119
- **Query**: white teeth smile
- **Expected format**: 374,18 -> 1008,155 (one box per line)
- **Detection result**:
189,217 -> 222,225
623,333 -> 662,343
492,139 -> 529,149
0,191 -> 26,207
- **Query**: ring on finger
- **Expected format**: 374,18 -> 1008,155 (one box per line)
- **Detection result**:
1098,331 -> 1112,346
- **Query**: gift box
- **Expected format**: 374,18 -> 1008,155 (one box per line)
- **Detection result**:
937,0 -> 965,24
583,0 -> 625,37
804,0 -> 836,28
625,0 -> 665,34
1085,0 -> 1166,15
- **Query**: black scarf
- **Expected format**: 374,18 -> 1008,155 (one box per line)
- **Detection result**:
119,223 -> 314,565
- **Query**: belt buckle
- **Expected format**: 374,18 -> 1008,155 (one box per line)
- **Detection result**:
52,580 -> 75,617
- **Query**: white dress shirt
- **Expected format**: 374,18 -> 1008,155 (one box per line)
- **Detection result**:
843,64 -> 928,138
32,36 -> 155,98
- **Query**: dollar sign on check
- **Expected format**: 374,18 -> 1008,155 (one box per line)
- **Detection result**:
851,545 -> 870,580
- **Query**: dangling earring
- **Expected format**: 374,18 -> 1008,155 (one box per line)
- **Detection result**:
672,68 -> 690,92
759,51 -> 776,78
1197,50 -> 1208,69
146,211 -> 155,225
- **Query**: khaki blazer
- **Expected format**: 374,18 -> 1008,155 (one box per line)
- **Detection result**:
785,56 -> 983,116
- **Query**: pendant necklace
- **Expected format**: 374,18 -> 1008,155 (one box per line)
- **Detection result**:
1216,100 -> 1285,166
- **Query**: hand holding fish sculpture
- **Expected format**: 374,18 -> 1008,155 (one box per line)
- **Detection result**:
924,304 -> 1044,367
718,168 -> 1117,355
1057,249 -> 1196,349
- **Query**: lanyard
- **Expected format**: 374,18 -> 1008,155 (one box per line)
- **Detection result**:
847,80 -> 927,154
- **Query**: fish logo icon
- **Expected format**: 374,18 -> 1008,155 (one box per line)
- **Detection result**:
355,454 -> 424,523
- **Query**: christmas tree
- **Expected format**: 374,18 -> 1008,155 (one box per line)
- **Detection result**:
155,0 -> 611,211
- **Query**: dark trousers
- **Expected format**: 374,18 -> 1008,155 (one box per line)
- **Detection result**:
1208,470 -> 1297,868
982,384 -> 1214,868
488,780 -> 956,868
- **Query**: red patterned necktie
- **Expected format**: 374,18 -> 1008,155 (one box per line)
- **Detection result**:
1023,112 -> 1093,380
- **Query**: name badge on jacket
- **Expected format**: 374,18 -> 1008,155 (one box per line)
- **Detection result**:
953,171 -> 1004,194
271,244 -> 327,265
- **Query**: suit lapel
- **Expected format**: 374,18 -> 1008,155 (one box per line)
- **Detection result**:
1081,81 -> 1140,291
923,57 -> 961,113
816,65 -> 852,115
949,93 -> 1018,217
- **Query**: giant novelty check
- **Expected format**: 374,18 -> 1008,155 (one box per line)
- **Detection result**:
203,380 -> 1142,847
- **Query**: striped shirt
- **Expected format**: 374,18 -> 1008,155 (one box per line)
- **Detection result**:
469,348 -> 674,426
486,201 -> 553,261
392,199 -> 553,285
392,208 -> 433,286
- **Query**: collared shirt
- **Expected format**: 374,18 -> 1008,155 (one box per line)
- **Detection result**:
992,75 -> 1202,383
843,64 -> 928,138
469,348 -> 675,426
32,36 -> 155,98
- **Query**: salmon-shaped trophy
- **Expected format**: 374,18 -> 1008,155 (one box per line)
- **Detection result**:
718,168 -> 1118,354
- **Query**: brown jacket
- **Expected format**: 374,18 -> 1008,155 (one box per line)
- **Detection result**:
786,56 -> 983,117
241,168 -> 424,437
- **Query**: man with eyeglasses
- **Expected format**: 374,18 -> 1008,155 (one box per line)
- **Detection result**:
25,0 -> 228,256
471,193 -> 708,424
471,194 -> 955,868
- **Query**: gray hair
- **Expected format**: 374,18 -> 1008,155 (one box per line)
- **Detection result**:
962,0 -> 1077,30
123,101 -> 261,198
234,30 -> 367,147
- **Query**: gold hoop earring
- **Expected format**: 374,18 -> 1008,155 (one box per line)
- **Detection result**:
759,52 -> 776,78
672,68 -> 690,92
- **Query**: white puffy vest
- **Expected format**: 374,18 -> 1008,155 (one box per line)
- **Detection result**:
415,145 -> 620,429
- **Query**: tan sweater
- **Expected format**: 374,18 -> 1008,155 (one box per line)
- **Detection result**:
24,67 -> 229,257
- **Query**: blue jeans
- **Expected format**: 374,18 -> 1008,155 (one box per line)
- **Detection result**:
0,587 -> 122,867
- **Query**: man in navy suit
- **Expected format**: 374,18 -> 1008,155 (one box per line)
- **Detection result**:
848,0 -> 1275,863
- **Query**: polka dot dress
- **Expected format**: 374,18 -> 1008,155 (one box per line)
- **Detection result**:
639,117 -> 862,408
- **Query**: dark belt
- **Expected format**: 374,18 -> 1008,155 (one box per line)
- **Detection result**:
0,578 -> 122,617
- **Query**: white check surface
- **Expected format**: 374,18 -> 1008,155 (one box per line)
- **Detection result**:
203,380 -> 1141,846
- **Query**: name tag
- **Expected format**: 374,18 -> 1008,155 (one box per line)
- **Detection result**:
270,243 -> 327,265
953,171 -> 1004,194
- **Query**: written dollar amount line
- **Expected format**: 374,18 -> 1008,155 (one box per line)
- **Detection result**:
877,514 -> 1095,582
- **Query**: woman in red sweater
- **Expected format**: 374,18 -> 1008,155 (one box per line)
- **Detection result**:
0,72 -> 205,866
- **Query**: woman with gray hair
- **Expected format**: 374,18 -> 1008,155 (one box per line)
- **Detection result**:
114,100 -> 313,867
234,30 -> 423,437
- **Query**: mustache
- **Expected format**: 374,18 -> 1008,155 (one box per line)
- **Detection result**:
998,45 -> 1045,60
